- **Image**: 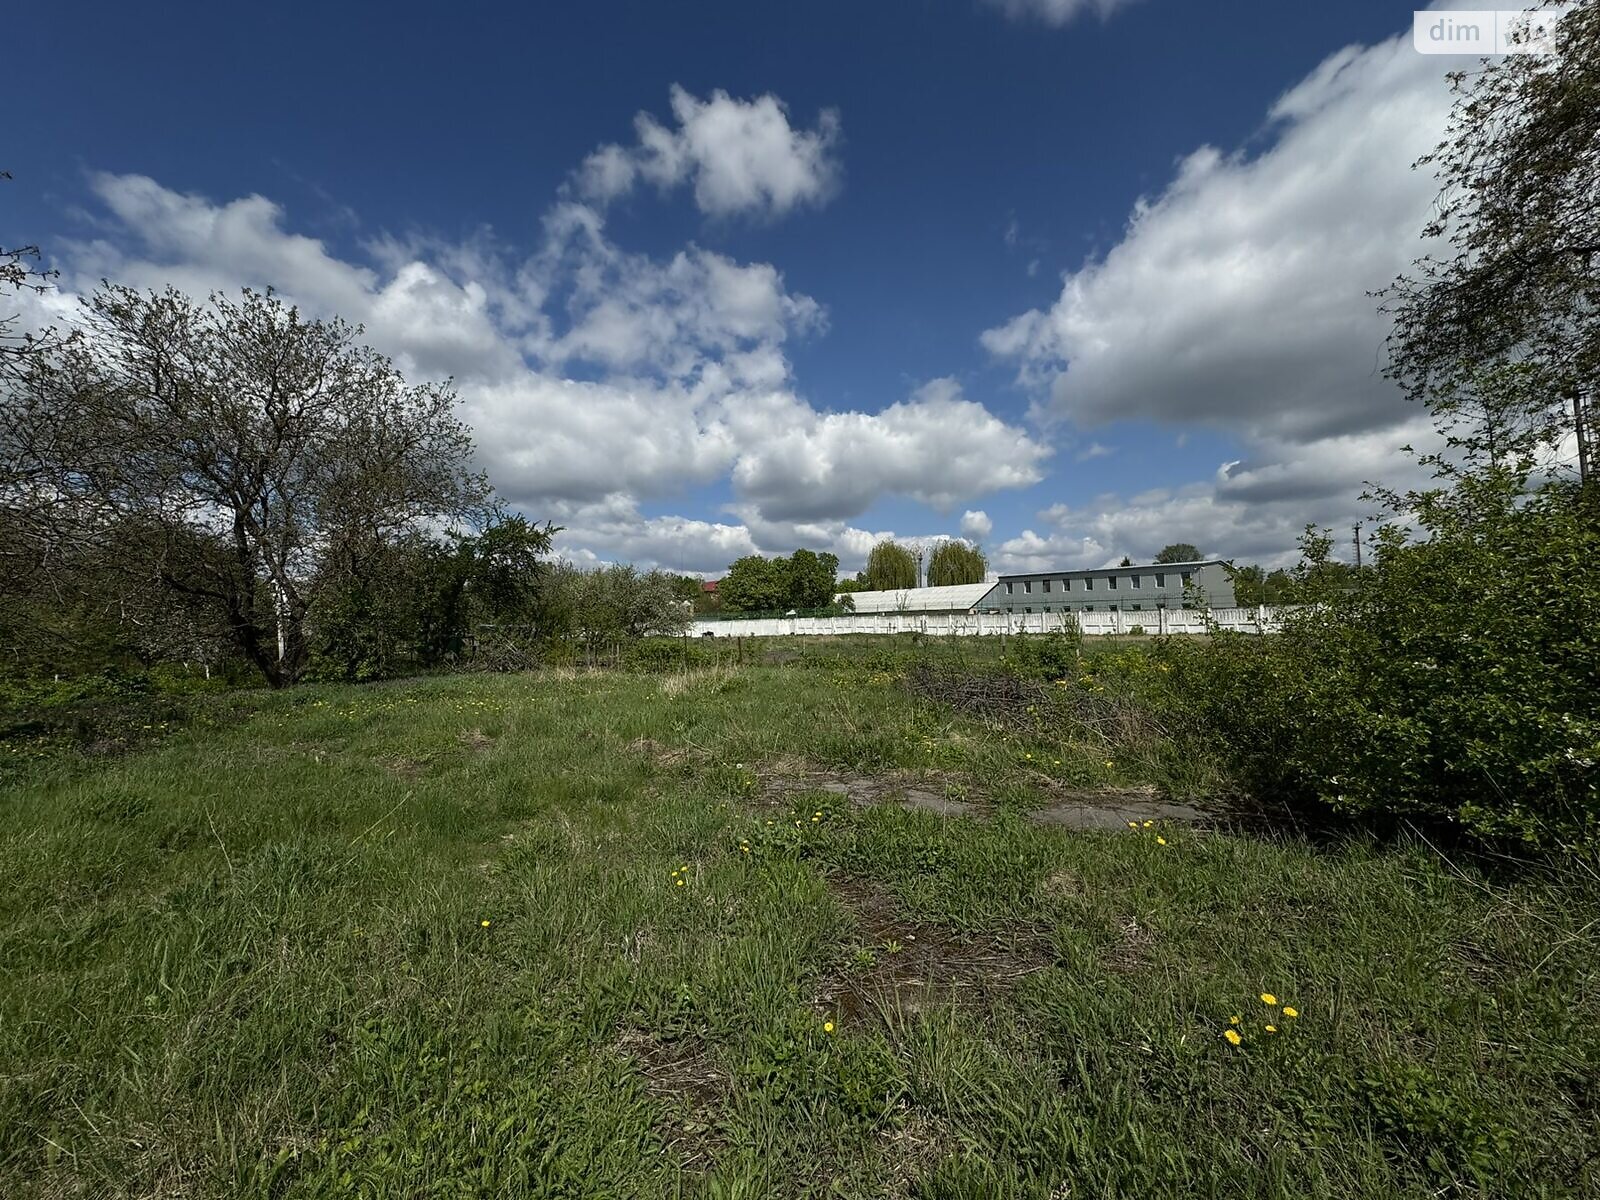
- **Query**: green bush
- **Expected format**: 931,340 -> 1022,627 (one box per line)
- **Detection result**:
1156,477 -> 1599,851
1001,627 -> 1083,681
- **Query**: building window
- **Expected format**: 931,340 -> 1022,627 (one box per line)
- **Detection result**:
1023,581 -> 1032,593
1005,582 -> 1013,594
1131,575 -> 1141,588
1108,575 -> 1119,590
1084,577 -> 1094,590
1132,604 -> 1142,611
1156,602 -> 1167,609
1084,605 -> 1095,612
1154,573 -> 1165,588
1024,606 -> 1032,614
1041,579 -> 1051,593
1181,571 -> 1193,586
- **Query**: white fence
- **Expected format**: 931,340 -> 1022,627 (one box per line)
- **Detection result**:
692,606 -> 1289,639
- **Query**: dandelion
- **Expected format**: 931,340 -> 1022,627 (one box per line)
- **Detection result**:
1142,820 -> 1153,828
1260,993 -> 1277,1006
1155,837 -> 1167,845
1224,1029 -> 1242,1046
812,816 -> 821,823
823,1021 -> 835,1033
1127,821 -> 1139,829
675,879 -> 685,887
1265,1025 -> 1278,1034
480,919 -> 491,928
1282,1006 -> 1298,1019
1229,1015 -> 1242,1026
1104,760 -> 1114,769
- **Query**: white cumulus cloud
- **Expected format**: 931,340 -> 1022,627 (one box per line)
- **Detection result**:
576,85 -> 842,220
981,23 -> 1461,566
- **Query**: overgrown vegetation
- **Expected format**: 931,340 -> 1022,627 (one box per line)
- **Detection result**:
2,662 -> 1595,1198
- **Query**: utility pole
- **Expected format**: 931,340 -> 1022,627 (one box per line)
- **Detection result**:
1353,522 -> 1363,571
1574,388 -> 1592,490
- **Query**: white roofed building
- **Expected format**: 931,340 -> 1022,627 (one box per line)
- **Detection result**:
839,583 -> 994,615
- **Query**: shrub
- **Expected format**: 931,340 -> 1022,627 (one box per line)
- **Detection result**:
1001,627 -> 1082,681
1157,478 -> 1600,851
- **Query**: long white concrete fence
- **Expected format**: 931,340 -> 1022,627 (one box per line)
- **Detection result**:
691,606 -> 1291,639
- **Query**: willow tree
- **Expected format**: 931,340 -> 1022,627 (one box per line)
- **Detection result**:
4,286 -> 492,686
927,539 -> 986,586
863,540 -> 917,590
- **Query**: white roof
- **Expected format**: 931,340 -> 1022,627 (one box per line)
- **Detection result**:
841,583 -> 994,614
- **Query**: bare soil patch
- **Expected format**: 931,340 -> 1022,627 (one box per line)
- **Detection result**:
613,1028 -> 727,1171
383,756 -> 427,779
816,877 -> 1052,1024
458,728 -> 494,752
760,764 -> 1212,830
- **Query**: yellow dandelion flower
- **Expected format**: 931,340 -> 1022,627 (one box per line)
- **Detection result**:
812,816 -> 821,823
1282,1006 -> 1298,1019
1127,821 -> 1139,829
823,1021 -> 835,1033
1104,760 -> 1115,769
1229,1015 -> 1242,1026
1143,820 -> 1153,828
1260,993 -> 1277,1005
1265,1024 -> 1278,1033
814,810 -> 823,817
1155,837 -> 1167,845
680,865 -> 689,873
1223,1029 -> 1242,1046
480,919 -> 491,928
675,879 -> 685,887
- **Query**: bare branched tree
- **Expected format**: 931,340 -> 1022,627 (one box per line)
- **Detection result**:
1382,3 -> 1600,484
3,286 -> 492,686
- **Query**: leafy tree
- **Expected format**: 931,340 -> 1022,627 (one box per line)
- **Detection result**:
786,549 -> 839,609
1382,2 -> 1600,486
718,549 -> 839,611
1119,555 -> 1133,567
3,286 -> 492,687
1154,543 -> 1201,564
539,562 -> 691,658
863,540 -> 917,590
927,540 -> 987,586
719,555 -> 790,612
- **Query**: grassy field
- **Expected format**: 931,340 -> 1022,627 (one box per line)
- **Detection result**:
2,657 -> 1597,1198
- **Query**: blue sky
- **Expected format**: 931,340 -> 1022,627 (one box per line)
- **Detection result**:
8,0 -> 1465,575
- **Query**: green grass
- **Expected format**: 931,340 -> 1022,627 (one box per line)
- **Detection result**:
2,662 -> 1597,1198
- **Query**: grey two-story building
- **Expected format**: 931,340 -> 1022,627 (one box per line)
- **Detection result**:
975,560 -> 1236,615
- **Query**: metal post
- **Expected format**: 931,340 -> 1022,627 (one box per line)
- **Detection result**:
1575,389 -> 1592,490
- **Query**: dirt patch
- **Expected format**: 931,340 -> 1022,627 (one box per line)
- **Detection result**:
458,728 -> 494,752
762,768 -> 979,818
383,756 -> 427,779
816,877 -> 1052,1024
625,735 -> 700,769
1028,786 -> 1206,830
761,765 -> 1211,830
613,1028 -> 727,1170
1103,914 -> 1156,973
